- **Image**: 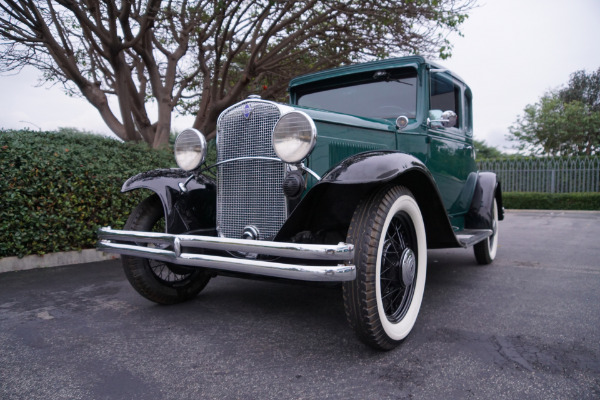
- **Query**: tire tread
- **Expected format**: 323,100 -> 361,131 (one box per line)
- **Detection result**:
121,194 -> 210,305
343,185 -> 415,350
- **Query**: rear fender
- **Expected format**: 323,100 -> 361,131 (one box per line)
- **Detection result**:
465,172 -> 504,230
122,169 -> 216,234
276,151 -> 460,248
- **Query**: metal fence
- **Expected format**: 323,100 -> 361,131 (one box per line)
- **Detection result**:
478,157 -> 600,193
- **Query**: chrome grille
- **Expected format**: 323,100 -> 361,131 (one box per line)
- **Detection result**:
216,101 -> 286,240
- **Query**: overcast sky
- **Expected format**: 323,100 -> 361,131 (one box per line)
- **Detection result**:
1,0 -> 599,152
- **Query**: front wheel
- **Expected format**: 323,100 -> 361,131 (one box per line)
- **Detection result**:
343,186 -> 427,350
121,194 -> 211,304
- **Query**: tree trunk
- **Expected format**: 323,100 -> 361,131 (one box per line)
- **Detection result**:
153,99 -> 173,149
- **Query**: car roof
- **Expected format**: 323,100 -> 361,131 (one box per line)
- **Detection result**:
288,56 -> 467,91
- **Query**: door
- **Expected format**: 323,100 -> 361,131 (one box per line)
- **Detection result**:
426,71 -> 476,217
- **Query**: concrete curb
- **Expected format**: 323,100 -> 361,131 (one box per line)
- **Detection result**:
0,249 -> 120,274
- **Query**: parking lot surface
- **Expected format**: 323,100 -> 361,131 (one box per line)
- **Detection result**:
1,211 -> 599,399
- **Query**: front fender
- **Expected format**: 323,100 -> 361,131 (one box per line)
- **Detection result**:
319,151 -> 428,184
122,169 -> 216,233
276,151 -> 460,248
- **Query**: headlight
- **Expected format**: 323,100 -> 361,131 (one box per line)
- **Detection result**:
174,128 -> 207,171
272,111 -> 317,164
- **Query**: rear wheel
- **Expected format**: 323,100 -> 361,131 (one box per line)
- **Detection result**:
474,198 -> 499,265
343,186 -> 427,350
121,194 -> 211,304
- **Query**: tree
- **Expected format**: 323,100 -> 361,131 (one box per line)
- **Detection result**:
474,139 -> 503,159
559,68 -> 600,111
508,68 -> 600,156
1,0 -> 474,148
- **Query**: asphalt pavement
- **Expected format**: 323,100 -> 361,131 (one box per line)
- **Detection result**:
1,211 -> 599,399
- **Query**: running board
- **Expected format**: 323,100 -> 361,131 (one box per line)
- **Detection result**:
455,229 -> 493,248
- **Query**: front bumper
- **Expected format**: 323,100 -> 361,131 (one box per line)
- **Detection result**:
97,227 -> 355,282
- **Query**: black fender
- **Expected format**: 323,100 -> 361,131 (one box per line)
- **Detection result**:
122,169 -> 216,234
465,172 -> 504,230
275,151 -> 461,249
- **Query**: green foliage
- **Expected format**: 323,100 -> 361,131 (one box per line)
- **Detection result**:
559,69 -> 600,111
3,129 -> 596,260
0,129 -> 174,258
503,192 -> 600,211
508,67 -> 600,156
202,139 -> 218,179
474,139 -> 504,159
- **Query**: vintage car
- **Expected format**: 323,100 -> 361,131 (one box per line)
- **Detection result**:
98,56 -> 503,350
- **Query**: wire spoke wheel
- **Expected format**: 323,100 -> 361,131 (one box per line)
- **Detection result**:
343,185 -> 427,350
380,212 -> 418,323
148,259 -> 192,284
121,194 -> 211,304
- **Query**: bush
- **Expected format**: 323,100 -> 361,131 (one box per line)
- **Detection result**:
503,192 -> 600,210
2,129 -> 596,258
0,129 -> 175,258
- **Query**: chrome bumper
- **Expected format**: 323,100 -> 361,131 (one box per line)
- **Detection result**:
97,227 -> 355,282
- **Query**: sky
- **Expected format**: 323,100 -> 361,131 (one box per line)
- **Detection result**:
1,0 -> 599,152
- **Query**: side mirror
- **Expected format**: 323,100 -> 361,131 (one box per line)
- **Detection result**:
441,110 -> 457,127
427,110 -> 457,128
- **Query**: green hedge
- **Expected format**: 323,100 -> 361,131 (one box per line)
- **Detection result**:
503,192 -> 600,210
2,129 -> 598,258
0,129 -> 174,258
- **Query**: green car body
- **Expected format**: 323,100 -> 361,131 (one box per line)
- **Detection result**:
289,56 -> 481,231
99,56 -> 503,350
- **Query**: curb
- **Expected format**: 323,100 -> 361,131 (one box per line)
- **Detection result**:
0,250 -> 120,274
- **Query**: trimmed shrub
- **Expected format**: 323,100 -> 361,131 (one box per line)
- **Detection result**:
2,129 -> 597,258
0,129 -> 175,258
503,192 -> 600,210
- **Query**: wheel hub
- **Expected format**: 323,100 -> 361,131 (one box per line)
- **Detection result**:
400,248 -> 416,286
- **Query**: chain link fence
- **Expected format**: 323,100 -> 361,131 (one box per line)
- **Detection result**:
478,157 -> 600,193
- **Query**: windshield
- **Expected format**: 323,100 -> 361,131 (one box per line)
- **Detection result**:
297,71 -> 417,119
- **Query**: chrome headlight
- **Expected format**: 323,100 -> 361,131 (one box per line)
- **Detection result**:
272,111 -> 317,164
174,128 -> 207,171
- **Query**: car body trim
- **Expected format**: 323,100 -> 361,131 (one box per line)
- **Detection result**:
97,227 -> 355,282
455,229 -> 493,247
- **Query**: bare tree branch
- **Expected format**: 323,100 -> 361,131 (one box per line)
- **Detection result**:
1,0 -> 474,147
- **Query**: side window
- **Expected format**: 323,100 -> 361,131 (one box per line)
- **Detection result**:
429,73 -> 461,131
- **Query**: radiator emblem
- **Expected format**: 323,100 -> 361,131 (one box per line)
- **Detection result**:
243,103 -> 253,119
